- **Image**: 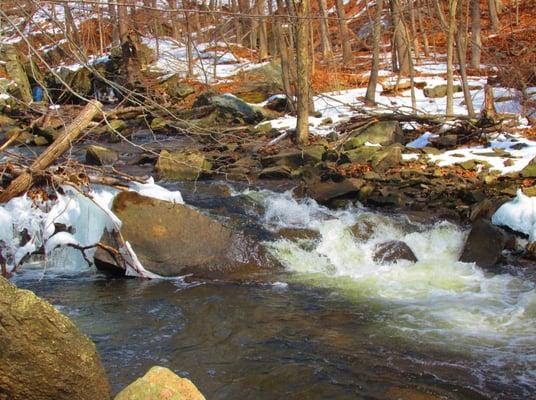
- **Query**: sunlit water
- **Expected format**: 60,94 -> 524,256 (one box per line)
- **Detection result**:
13,186 -> 536,399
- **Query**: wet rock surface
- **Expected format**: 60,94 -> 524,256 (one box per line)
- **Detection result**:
95,191 -> 277,279
0,276 -> 110,400
373,240 -> 418,264
459,219 -> 508,269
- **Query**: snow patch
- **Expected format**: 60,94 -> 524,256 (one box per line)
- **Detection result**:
492,190 -> 536,241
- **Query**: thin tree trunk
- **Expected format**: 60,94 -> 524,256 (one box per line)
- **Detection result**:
275,0 -> 296,113
469,0 -> 481,69
417,0 -> 430,56
391,0 -> 411,75
446,0 -> 459,116
108,0 -> 120,45
258,0 -> 269,59
409,0 -> 421,63
365,0 -> 384,105
293,0 -> 310,143
456,0 -> 476,117
487,0 -> 499,32
317,0 -> 332,59
335,0 -> 352,65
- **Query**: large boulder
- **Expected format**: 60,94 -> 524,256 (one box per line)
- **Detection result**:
94,192 -> 273,278
231,61 -> 283,103
193,92 -> 263,124
115,366 -> 205,400
156,150 -> 212,181
373,240 -> 417,264
344,121 -> 403,150
0,276 -> 110,400
459,219 -> 507,269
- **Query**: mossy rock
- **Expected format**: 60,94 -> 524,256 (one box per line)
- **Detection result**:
344,121 -> 403,150
156,149 -> 212,180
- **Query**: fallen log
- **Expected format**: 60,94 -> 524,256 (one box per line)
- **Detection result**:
0,100 -> 102,203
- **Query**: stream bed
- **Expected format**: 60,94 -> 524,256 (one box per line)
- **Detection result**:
12,183 -> 536,399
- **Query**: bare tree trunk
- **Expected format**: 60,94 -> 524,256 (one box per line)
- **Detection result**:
409,0 -> 421,63
64,3 -> 82,49
184,2 -> 194,78
446,0 -> 459,116
258,0 -> 269,59
232,0 -> 242,43
335,0 -> 352,65
456,0 -> 476,117
487,0 -> 499,32
482,84 -> 497,120
469,0 -> 481,69
275,0 -> 296,113
317,0 -> 332,59
391,0 -> 411,75
365,0 -> 384,105
417,0 -> 430,56
108,0 -> 120,45
293,0 -> 310,143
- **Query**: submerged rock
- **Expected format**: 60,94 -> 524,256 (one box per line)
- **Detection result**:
459,219 -> 507,269
156,149 -> 212,181
115,366 -> 205,400
95,192 -> 274,278
373,240 -> 418,264
0,276 -> 110,400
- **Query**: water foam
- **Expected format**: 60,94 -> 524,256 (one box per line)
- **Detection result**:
251,190 -> 536,353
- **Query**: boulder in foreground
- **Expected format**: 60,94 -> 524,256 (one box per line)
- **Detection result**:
459,219 -> 507,269
0,276 -> 110,400
115,366 -> 205,400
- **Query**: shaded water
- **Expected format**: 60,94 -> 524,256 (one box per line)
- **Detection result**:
13,185 -> 536,399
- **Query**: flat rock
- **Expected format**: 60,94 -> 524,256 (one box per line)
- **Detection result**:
156,150 -> 212,181
306,178 -> 362,205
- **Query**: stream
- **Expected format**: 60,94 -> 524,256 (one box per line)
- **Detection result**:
12,183 -> 536,399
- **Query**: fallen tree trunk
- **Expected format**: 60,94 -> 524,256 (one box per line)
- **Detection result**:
0,100 -> 102,203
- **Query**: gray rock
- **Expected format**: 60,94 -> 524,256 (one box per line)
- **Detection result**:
86,144 -> 119,165
371,145 -> 402,171
344,121 -> 403,150
373,240 -> 417,264
0,276 -> 110,400
459,219 -> 507,269
193,92 -> 263,124
306,178 -> 363,205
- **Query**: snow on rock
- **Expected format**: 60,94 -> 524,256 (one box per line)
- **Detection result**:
492,190 -> 536,241
129,177 -> 184,203
0,179 -> 183,277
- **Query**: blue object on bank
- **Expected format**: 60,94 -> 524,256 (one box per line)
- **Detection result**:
32,86 -> 44,102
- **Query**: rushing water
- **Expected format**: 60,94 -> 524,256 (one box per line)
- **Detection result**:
13,185 -> 536,399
